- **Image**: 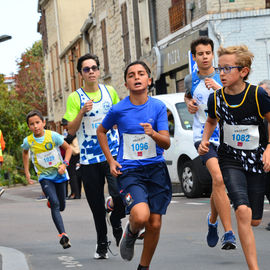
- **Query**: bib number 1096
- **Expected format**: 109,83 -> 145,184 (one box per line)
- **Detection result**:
131,142 -> 149,151
232,134 -> 250,142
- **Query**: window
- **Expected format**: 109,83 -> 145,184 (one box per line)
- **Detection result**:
167,109 -> 175,137
169,0 -> 186,33
121,2 -> 131,65
175,102 -> 193,130
101,19 -> 109,75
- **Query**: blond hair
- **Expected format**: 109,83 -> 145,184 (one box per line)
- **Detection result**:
217,45 -> 254,80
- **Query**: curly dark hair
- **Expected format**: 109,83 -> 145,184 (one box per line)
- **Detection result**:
190,37 -> 214,56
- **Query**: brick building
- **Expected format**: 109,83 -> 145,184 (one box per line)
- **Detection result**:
151,0 -> 270,94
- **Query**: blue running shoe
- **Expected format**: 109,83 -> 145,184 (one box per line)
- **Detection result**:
221,230 -> 236,250
207,212 -> 219,247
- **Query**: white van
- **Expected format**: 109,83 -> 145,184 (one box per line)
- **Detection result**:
153,93 -> 211,198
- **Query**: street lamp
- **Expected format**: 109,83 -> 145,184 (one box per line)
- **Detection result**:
0,35 -> 12,43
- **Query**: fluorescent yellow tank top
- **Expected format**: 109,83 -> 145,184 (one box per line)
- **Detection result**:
27,130 -> 63,180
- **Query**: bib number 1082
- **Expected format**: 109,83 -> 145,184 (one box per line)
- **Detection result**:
131,142 -> 149,151
232,133 -> 250,142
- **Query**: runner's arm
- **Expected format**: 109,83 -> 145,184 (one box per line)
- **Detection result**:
58,141 -> 72,175
68,100 -> 94,135
97,124 -> 122,176
198,116 -> 218,155
262,112 -> 270,172
22,150 -> 35,184
184,93 -> 198,114
140,123 -> 170,150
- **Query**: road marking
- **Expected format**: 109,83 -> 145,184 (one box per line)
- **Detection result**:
185,202 -> 206,205
0,246 -> 29,270
170,200 -> 179,203
58,256 -> 83,268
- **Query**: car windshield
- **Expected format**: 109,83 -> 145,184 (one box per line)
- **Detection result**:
175,102 -> 193,130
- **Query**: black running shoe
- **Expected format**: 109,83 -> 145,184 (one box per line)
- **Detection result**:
113,226 -> 123,247
59,233 -> 71,249
94,242 -> 109,259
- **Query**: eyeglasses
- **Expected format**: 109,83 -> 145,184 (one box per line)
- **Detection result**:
82,65 -> 99,73
215,66 -> 243,74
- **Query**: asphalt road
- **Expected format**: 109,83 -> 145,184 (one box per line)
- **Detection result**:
1,184 -> 270,270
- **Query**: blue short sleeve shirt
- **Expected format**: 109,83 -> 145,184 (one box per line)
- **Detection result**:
102,96 -> 168,171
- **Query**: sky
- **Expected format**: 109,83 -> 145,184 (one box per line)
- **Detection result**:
0,0 -> 41,77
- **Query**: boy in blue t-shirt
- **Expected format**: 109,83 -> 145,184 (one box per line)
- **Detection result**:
97,61 -> 172,270
22,110 -> 72,249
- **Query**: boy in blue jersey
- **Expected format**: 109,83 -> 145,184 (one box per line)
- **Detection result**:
22,110 -> 72,249
97,61 -> 172,270
184,37 -> 236,249
198,44 -> 270,270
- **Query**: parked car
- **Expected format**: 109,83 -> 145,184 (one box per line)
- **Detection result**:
153,93 -> 211,198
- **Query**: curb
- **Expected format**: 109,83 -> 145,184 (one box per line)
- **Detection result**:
0,247 -> 29,270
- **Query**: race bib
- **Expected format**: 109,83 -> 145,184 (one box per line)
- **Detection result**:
84,115 -> 104,136
123,133 -> 157,160
36,148 -> 61,168
223,123 -> 259,150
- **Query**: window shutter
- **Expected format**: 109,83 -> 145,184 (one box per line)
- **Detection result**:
121,2 -> 131,65
50,47 -> 56,99
101,19 -> 109,75
169,0 -> 186,33
55,42 -> 62,95
68,51 -> 76,92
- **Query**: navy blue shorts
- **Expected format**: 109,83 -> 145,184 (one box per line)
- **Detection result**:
222,168 -> 266,220
194,141 -> 218,164
117,162 -> 172,215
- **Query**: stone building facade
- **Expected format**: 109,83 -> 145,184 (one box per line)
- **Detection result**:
38,0 -> 92,131
38,0 -> 270,128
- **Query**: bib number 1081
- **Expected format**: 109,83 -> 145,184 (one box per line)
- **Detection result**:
232,133 -> 250,142
131,143 -> 149,151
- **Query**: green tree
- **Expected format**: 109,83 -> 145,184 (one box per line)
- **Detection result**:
15,40 -> 47,115
0,74 -> 31,165
0,40 -> 46,185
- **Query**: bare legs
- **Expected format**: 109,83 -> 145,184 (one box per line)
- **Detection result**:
206,157 -> 233,232
129,202 -> 162,267
236,205 -> 260,270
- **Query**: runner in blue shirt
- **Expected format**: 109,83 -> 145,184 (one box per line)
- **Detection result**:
97,61 -> 172,270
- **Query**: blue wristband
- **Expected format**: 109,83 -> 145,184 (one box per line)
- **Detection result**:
63,160 -> 69,167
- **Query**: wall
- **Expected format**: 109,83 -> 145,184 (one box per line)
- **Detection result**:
87,0 -> 139,99
207,0 -> 265,13
57,0 -> 90,52
208,9 -> 270,84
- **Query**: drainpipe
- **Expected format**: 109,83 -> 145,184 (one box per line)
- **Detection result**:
149,0 -> 157,46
